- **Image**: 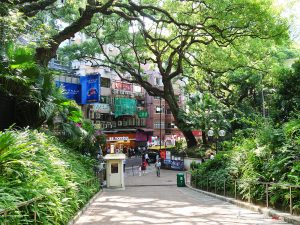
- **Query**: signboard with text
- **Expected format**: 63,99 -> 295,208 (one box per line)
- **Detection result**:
93,103 -> 111,113
80,74 -> 100,104
137,111 -> 149,118
55,81 -> 81,103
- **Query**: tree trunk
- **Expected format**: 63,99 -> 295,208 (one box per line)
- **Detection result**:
176,120 -> 198,148
163,82 -> 197,148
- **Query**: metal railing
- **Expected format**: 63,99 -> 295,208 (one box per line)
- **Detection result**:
0,176 -> 100,224
186,171 -> 300,215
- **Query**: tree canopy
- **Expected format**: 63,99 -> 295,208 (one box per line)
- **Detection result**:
0,0 -> 290,147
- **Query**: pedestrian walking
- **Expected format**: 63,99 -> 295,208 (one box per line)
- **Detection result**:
145,152 -> 150,165
155,159 -> 161,177
141,160 -> 147,175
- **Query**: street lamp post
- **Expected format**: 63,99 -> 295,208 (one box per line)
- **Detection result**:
159,97 -> 162,151
207,129 -> 226,154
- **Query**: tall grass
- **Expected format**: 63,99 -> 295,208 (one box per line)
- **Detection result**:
0,129 -> 99,224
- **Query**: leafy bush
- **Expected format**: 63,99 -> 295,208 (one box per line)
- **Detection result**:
192,118 -> 300,212
0,129 -> 99,224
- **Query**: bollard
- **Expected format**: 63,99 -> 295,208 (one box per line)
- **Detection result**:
234,180 -> 237,199
266,183 -> 269,208
290,186 -> 293,214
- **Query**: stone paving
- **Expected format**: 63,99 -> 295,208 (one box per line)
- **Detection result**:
74,166 -> 292,225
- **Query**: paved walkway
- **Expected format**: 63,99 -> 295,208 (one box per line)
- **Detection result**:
75,166 -> 291,225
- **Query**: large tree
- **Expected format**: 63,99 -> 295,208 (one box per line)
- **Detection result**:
1,0 -> 288,147
59,0 -> 287,147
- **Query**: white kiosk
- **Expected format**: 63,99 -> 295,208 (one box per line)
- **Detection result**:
104,153 -> 126,190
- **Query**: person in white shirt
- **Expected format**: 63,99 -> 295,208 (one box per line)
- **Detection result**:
155,160 -> 161,177
145,152 -> 150,165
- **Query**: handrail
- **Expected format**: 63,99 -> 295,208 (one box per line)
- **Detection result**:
185,171 -> 300,215
0,176 -> 100,223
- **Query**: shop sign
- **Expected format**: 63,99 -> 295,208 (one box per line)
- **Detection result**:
166,151 -> 171,160
137,111 -> 149,118
108,136 -> 129,141
93,103 -> 111,113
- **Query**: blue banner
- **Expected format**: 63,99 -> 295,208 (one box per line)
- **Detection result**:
80,74 -> 100,104
56,81 -> 81,103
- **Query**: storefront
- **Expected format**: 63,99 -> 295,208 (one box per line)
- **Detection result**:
105,133 -> 136,153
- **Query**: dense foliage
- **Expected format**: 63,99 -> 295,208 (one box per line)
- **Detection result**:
191,117 -> 300,211
0,129 -> 99,224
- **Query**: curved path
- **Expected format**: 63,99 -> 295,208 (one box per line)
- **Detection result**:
74,166 -> 291,225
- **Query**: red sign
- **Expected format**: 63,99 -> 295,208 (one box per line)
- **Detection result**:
114,81 -> 132,91
160,150 -> 166,160
192,130 -> 202,136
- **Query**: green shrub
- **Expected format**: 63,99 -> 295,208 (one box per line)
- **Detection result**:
0,129 -> 99,224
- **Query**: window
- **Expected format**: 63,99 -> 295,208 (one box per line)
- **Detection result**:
154,121 -> 165,129
155,106 -> 164,113
155,77 -> 162,86
101,77 -> 111,88
111,163 -> 118,173
100,96 -> 110,104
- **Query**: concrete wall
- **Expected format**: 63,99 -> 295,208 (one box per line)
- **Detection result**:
184,157 -> 203,170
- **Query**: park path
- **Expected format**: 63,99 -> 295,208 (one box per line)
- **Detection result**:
74,166 -> 291,225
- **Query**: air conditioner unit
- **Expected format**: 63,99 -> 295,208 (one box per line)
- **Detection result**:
108,124 -> 112,129
118,121 -> 122,126
103,124 -> 108,128
96,113 -> 101,119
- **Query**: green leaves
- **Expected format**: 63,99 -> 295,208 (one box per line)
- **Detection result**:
0,129 -> 99,224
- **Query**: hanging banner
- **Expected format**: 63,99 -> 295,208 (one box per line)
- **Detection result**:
137,110 -> 149,118
114,98 -> 137,117
80,74 -> 100,104
55,81 -> 81,103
